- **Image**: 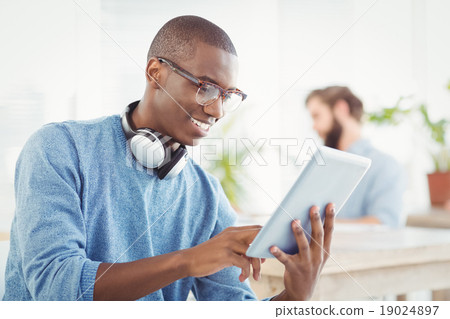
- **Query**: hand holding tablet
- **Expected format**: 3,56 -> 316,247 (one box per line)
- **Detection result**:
244,146 -> 370,300
246,146 -> 371,258
269,203 -> 336,301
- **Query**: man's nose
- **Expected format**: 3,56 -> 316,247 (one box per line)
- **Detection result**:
203,98 -> 224,120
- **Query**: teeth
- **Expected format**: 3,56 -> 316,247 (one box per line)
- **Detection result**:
191,117 -> 211,130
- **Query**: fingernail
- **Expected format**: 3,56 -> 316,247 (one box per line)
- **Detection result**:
271,247 -> 278,254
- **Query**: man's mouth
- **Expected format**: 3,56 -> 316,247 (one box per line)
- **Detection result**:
190,117 -> 212,131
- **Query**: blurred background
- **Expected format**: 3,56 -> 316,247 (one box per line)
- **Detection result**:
1,0 -> 450,232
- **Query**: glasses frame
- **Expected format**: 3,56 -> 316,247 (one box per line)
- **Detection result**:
157,57 -> 247,109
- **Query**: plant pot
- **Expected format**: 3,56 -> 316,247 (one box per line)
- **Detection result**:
427,171 -> 450,206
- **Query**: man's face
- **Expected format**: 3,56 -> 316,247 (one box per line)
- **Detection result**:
306,97 -> 334,140
306,96 -> 343,149
152,42 -> 239,146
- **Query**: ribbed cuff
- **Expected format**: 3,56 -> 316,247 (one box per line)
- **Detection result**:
78,260 -> 101,301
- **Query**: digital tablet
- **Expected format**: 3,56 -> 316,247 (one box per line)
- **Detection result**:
246,146 -> 371,258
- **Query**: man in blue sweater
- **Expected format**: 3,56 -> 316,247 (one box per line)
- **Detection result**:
4,15 -> 335,301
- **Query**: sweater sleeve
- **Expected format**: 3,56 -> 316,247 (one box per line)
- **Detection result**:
13,123 -> 100,300
191,176 -> 259,301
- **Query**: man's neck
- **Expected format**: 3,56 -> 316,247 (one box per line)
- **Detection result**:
337,120 -> 361,151
130,96 -> 177,148
131,98 -> 150,131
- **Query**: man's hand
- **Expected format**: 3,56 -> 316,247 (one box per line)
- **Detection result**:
184,225 -> 264,282
271,203 -> 335,301
94,225 -> 263,300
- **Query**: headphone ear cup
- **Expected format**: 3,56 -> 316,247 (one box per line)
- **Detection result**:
157,146 -> 188,180
121,102 -> 187,178
130,129 -> 166,168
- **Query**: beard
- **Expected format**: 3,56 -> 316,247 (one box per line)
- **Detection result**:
324,119 -> 343,149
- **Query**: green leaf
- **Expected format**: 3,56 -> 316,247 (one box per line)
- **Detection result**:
365,97 -> 412,126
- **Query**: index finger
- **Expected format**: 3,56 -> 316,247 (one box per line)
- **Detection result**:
227,225 -> 262,233
227,226 -> 262,244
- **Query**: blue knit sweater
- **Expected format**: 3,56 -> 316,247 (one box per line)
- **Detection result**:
3,115 -> 258,301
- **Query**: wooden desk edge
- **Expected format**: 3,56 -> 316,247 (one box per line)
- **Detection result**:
261,244 -> 450,276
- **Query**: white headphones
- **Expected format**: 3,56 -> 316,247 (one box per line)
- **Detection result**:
120,101 -> 188,179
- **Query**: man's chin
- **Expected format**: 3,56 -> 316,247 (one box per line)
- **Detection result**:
171,132 -> 207,146
173,136 -> 202,147
190,137 -> 202,147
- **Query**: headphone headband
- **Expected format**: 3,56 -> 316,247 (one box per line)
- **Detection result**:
120,101 -> 140,140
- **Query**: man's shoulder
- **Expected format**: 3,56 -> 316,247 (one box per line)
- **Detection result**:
351,139 -> 398,164
19,115 -> 121,166
367,145 -> 400,168
57,114 -> 119,137
29,115 -> 119,146
358,141 -> 403,180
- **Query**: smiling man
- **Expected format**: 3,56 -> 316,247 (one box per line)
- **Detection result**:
4,16 -> 335,301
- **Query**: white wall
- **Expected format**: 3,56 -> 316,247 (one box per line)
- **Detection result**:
1,0 -> 449,231
0,0 -> 79,231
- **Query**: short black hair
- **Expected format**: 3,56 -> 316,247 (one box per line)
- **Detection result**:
148,15 -> 237,64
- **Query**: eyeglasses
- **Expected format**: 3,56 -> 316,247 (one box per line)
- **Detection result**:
157,57 -> 247,112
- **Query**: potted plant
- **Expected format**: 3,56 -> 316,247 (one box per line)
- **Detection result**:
419,103 -> 450,206
366,84 -> 450,207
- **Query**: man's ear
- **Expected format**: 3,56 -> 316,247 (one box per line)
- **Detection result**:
332,99 -> 350,121
145,57 -> 163,89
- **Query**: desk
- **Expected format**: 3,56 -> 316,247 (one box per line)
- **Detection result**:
407,208 -> 450,229
406,208 -> 450,299
249,226 -> 450,300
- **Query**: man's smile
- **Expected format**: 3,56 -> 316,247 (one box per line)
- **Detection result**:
190,116 -> 212,131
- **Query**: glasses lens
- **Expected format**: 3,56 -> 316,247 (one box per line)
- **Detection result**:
196,84 -> 220,106
196,83 -> 244,112
223,93 -> 243,112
